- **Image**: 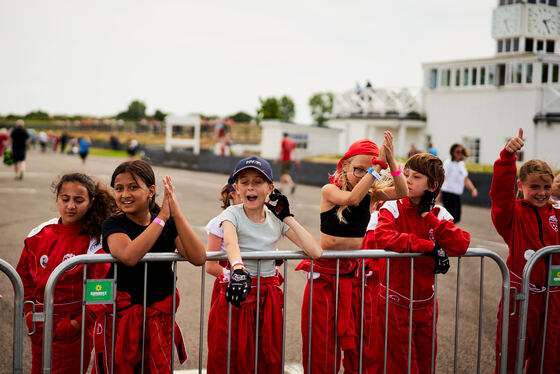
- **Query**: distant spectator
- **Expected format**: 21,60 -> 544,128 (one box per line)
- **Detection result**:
127,138 -> 139,159
0,128 -> 9,156
407,144 -> 421,157
38,131 -> 48,152
78,136 -> 91,164
10,120 -> 30,180
275,132 -> 299,194
427,142 -> 438,157
59,132 -> 69,153
440,143 -> 478,224
109,133 -> 120,150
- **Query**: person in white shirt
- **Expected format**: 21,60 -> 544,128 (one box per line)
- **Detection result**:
440,143 -> 478,224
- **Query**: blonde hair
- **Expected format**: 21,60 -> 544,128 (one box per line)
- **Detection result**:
516,159 -> 554,200
332,156 -> 393,223
219,184 -> 235,210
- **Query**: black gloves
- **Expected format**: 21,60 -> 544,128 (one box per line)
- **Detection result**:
429,243 -> 450,274
225,268 -> 252,307
266,189 -> 294,221
418,190 -> 437,216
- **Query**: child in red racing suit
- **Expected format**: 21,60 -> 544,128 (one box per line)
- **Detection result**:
491,128 -> 560,373
16,173 -> 117,374
373,153 -> 470,373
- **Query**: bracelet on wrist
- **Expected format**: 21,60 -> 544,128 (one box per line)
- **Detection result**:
390,168 -> 403,177
371,158 -> 388,170
367,167 -> 382,182
231,260 -> 244,269
153,217 -> 165,228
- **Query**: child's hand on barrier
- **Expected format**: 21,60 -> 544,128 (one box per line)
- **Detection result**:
430,243 -> 450,274
266,189 -> 294,221
225,268 -> 252,308
418,190 -> 437,216
505,128 -> 524,154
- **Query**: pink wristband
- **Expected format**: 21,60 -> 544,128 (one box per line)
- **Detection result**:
153,217 -> 165,227
390,168 -> 402,177
231,260 -> 244,268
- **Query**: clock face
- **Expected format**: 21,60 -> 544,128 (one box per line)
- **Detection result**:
492,6 -> 521,38
527,6 -> 560,37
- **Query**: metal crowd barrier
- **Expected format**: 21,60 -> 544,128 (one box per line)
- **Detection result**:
0,258 -> 25,374
39,248 -> 510,374
515,245 -> 560,374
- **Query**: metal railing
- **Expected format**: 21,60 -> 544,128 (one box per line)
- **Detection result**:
515,245 -> 560,374
0,258 -> 25,374
39,248 -> 510,374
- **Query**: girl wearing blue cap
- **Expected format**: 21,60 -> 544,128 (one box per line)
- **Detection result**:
206,156 -> 322,374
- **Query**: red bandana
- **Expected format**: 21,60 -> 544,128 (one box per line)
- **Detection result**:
329,139 -> 379,187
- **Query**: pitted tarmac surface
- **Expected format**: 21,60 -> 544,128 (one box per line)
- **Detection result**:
0,151 -> 509,373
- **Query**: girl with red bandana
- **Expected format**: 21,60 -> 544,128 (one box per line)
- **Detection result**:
16,173 -> 117,374
491,129 -> 560,373
297,131 -> 408,374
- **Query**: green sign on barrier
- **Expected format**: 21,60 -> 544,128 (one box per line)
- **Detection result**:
550,266 -> 560,287
86,279 -> 114,304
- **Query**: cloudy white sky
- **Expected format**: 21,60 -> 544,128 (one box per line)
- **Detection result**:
0,1 -> 496,123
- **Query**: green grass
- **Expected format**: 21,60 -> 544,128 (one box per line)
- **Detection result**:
89,148 -> 131,158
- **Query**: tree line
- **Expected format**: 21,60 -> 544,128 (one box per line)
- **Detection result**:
2,92 -> 335,126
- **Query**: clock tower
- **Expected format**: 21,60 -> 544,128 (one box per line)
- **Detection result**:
492,0 -> 560,54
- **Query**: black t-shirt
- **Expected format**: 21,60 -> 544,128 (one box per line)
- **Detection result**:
10,127 -> 29,150
102,213 -> 178,306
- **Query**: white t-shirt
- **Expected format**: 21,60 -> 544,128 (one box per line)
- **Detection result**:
219,204 -> 290,277
205,215 -> 226,252
441,159 -> 468,195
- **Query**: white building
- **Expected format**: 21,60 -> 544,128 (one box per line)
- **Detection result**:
330,1 -> 560,168
259,120 -> 341,160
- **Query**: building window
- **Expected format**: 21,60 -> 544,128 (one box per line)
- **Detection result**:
428,69 -> 437,89
497,64 -> 507,86
446,70 -> 451,87
547,40 -> 555,53
455,69 -> 461,86
488,65 -> 495,85
440,69 -> 446,87
513,38 -> 519,52
528,0 -> 536,3
498,40 -> 504,53
514,63 -> 522,83
499,0 -> 505,4
481,66 -> 486,85
551,0 -> 557,6
472,67 -> 478,85
506,39 -> 512,52
462,137 -> 480,163
463,68 -> 469,86
526,38 -> 534,52
542,63 -> 549,83
553,64 -> 559,83
526,63 -> 533,84
537,40 -> 544,51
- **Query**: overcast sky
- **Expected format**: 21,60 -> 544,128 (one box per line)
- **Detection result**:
0,0 -> 496,123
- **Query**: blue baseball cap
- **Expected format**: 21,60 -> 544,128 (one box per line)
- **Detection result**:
231,156 -> 273,183
227,172 -> 235,192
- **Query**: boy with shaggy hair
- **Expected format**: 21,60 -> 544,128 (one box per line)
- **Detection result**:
373,153 -> 471,373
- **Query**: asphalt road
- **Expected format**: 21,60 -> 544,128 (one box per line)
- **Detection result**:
0,151 -> 510,373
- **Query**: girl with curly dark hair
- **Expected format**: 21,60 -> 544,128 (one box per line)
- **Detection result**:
16,172 -> 117,374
